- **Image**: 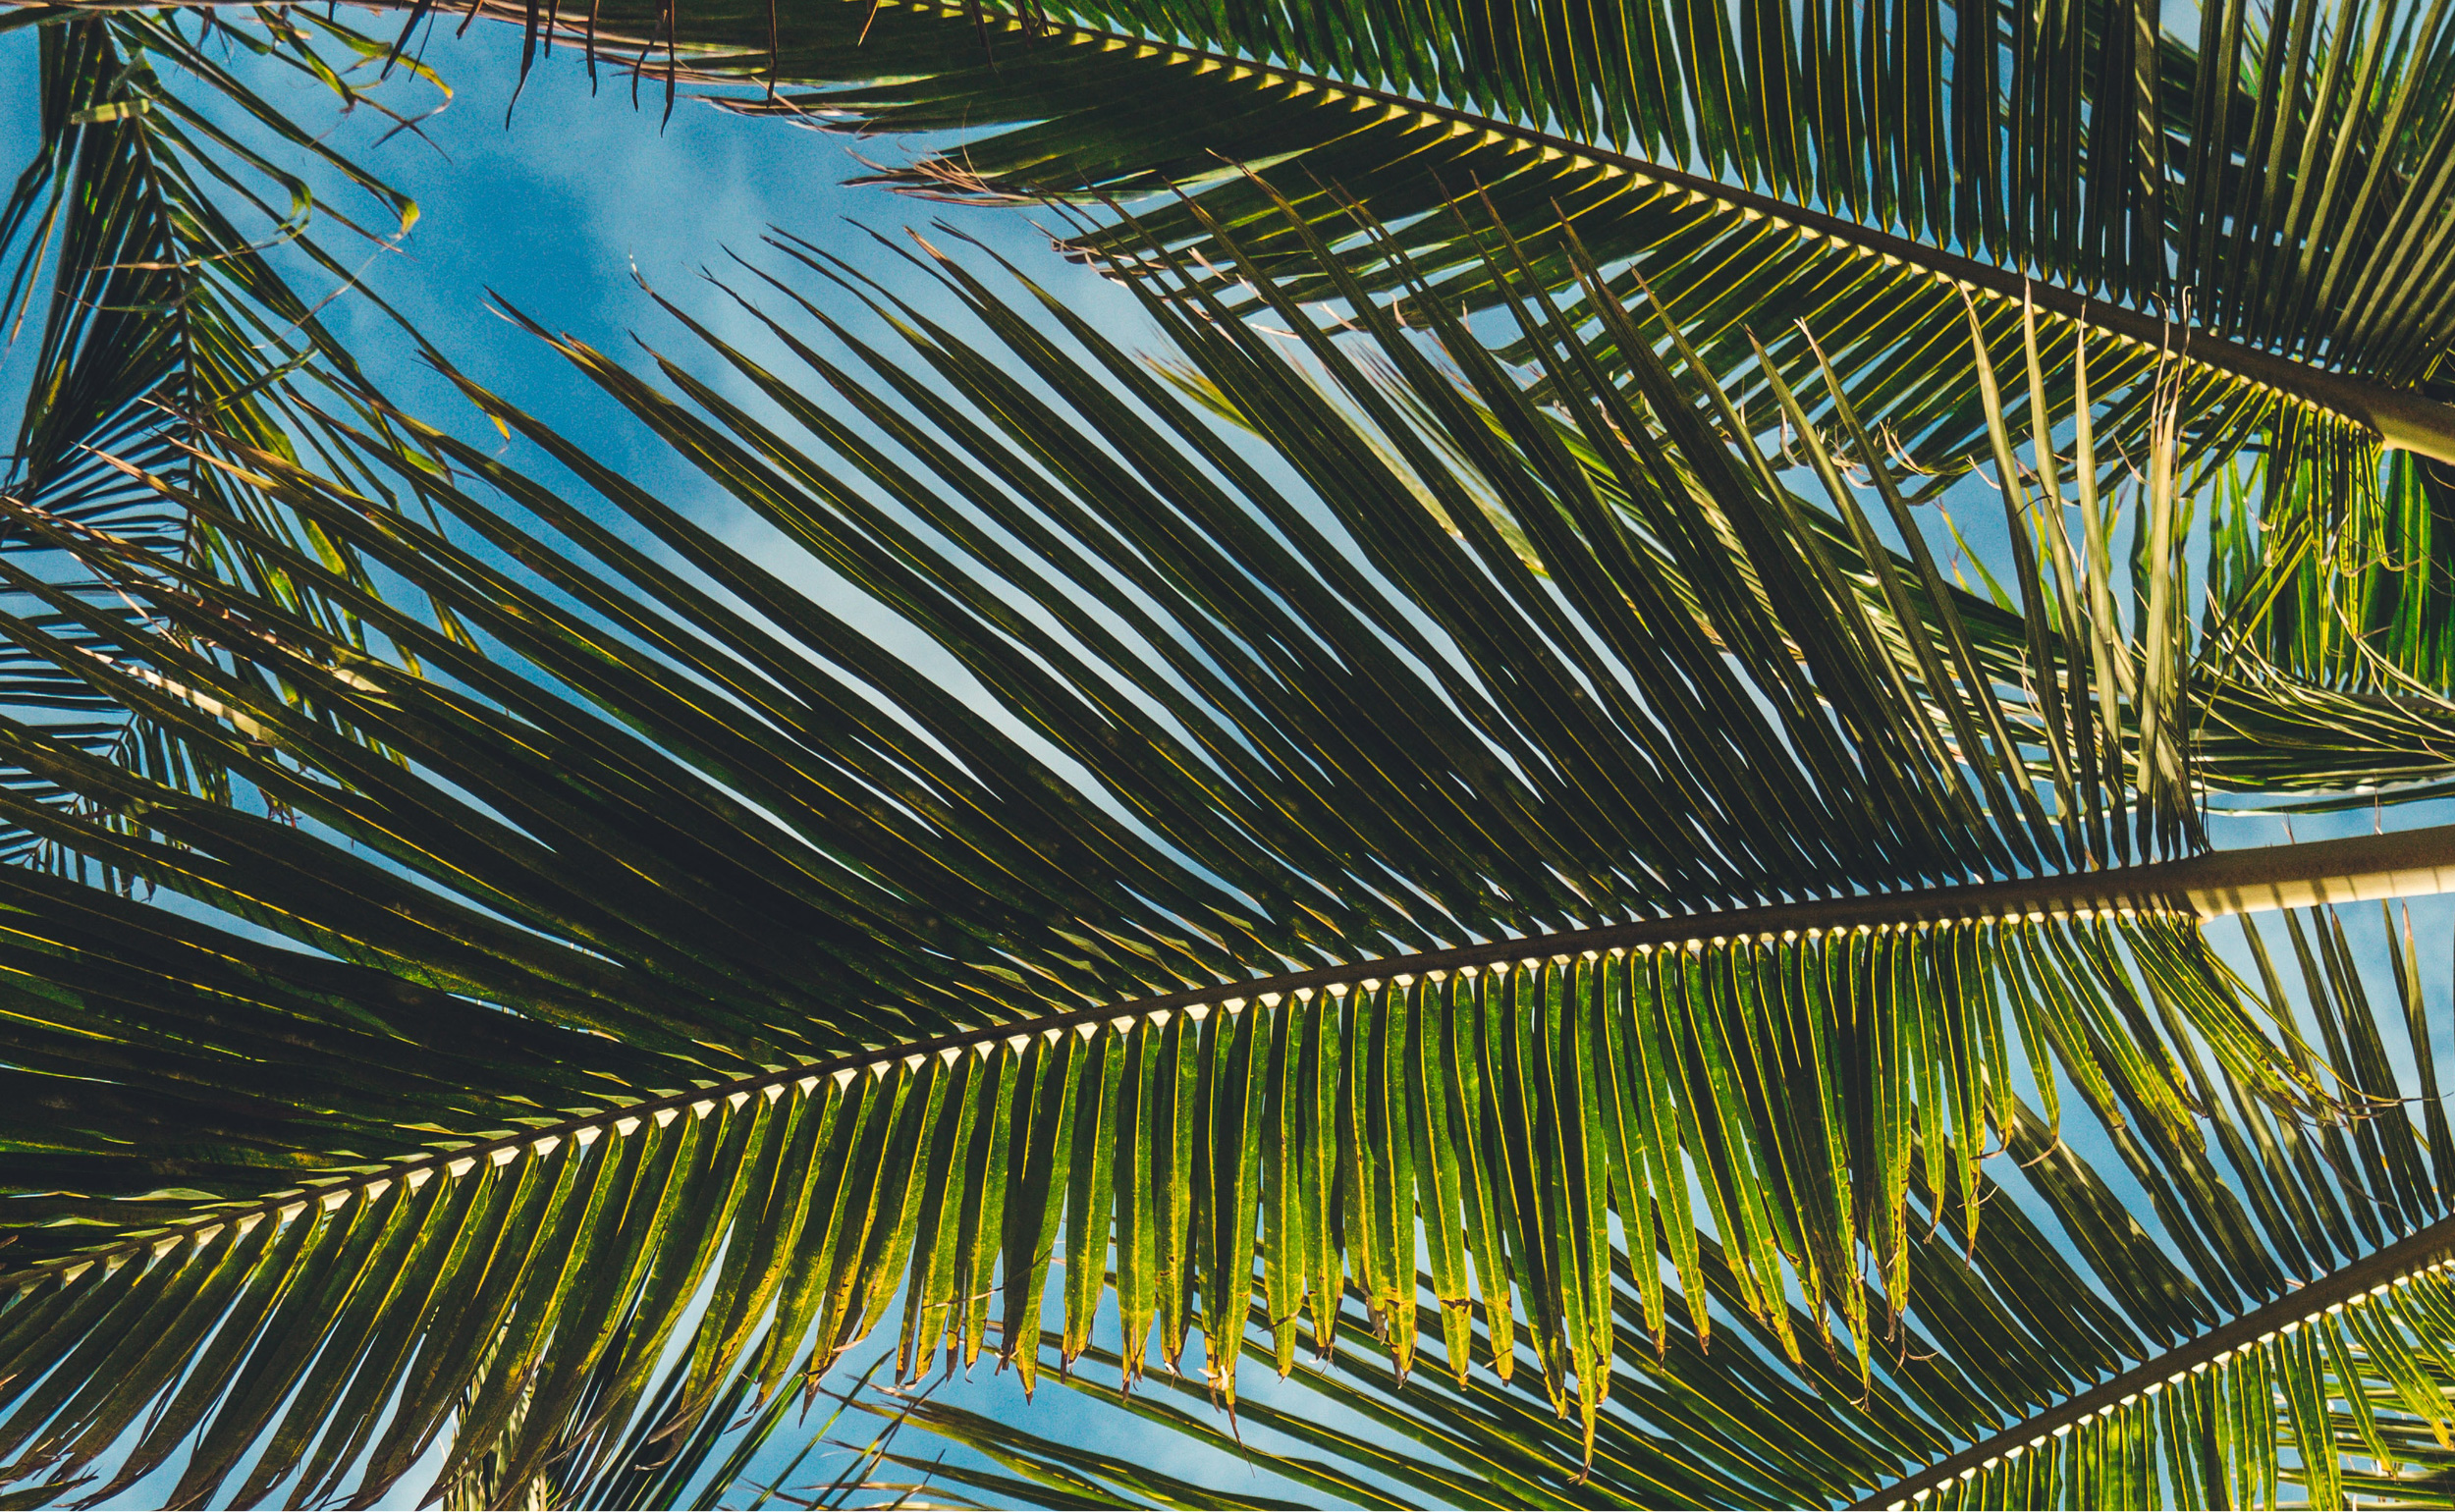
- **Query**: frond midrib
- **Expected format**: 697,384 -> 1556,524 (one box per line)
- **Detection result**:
65,0 -> 2455,456
581,0 -> 2455,461
1852,1210 -> 2455,1510
18,821 -> 2455,1290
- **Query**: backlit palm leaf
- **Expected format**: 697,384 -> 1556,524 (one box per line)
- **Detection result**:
25,0 -> 2455,737
458,0 -> 2455,787
0,206 -> 2415,1507
865,902 -> 2455,1510
0,6 -> 435,870
296,0 -> 2455,809
652,0 -> 2455,495
91,0 -> 2426,553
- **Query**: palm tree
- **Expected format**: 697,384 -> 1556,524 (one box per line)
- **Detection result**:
0,0 -> 2453,1506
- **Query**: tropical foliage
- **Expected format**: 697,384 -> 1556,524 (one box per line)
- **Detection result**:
0,0 -> 2453,1507
0,2 -> 432,871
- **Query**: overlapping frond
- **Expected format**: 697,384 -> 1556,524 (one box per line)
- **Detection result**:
27,0 -> 2448,797
2178,444 -> 2455,805
2211,449 -> 2455,688
1032,0 -> 2455,400
662,0 -> 2455,696
0,6 -> 437,868
0,204 -> 2195,1210
859,904 -> 2455,1512
658,0 -> 2455,476
173,0 -> 2455,816
0,8 -> 424,536
0,207 -> 2329,1504
0,896 -> 2371,1506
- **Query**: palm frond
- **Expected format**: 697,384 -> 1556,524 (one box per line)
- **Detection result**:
300,0 -> 2455,808
848,902 -> 2455,1511
2211,448 -> 2455,684
0,5 -> 440,871
0,202 -> 2377,1504
527,0 -> 2455,749
1030,0 -> 2448,381
45,0 -> 2455,759
0,890 -> 2410,1505
659,0 -> 2455,473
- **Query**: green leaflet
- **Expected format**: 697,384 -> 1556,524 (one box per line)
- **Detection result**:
885,1140 -> 2455,1512
676,0 -> 2446,509
0,908 -> 2343,1505
0,9 -> 443,869
1061,1030 -> 1125,1366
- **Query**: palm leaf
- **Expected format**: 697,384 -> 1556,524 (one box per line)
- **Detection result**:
70,0 -> 2417,555
32,0 -> 2455,764
0,5 -> 440,870
649,0 -> 2455,488
856,899 -> 2455,1509
457,0 -> 2455,771
0,203 -> 2410,1505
